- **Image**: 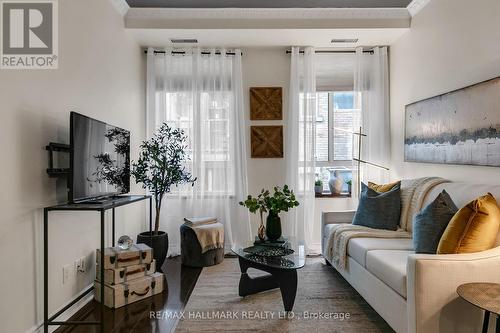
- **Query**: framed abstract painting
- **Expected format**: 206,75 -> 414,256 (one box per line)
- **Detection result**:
405,76 -> 500,167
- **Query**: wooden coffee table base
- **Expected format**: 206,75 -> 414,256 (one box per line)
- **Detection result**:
237,256 -> 298,312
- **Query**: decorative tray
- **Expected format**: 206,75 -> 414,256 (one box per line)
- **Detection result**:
243,245 -> 294,257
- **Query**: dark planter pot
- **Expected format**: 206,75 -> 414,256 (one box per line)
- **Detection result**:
137,231 -> 168,272
265,211 -> 282,241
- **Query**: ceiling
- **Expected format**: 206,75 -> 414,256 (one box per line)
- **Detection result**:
125,0 -> 413,8
130,28 -> 408,48
118,0 -> 425,48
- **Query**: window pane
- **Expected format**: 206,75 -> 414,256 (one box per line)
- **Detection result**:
315,92 -> 329,162
333,92 -> 354,161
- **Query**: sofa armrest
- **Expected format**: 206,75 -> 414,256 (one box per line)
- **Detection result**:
322,210 -> 356,225
407,246 -> 500,333
321,211 -> 355,256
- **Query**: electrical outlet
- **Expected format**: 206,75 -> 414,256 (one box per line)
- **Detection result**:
63,265 -> 71,284
79,256 -> 86,273
75,256 -> 86,273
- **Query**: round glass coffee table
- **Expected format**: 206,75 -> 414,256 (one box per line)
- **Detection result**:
231,239 -> 305,311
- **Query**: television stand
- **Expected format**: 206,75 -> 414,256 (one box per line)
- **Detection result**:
43,194 -> 153,333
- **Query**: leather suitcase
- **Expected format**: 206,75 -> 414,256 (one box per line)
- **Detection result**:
96,243 -> 152,269
94,272 -> 164,308
96,259 -> 156,285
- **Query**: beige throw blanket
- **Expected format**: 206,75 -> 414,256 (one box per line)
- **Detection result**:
399,177 -> 449,231
184,218 -> 224,253
325,177 -> 449,271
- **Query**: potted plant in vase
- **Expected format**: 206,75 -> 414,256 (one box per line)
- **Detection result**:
131,124 -> 196,270
240,185 -> 299,241
314,179 -> 323,195
346,179 -> 352,196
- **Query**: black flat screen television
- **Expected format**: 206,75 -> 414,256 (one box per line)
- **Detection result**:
70,112 -> 130,203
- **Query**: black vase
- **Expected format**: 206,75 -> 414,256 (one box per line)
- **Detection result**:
265,211 -> 282,241
137,231 -> 168,272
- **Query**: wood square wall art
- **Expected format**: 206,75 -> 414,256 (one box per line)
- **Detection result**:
250,87 -> 283,120
251,126 -> 283,158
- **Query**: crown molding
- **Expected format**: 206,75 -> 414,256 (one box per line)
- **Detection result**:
407,0 -> 431,17
109,0 -> 130,16
126,7 -> 410,20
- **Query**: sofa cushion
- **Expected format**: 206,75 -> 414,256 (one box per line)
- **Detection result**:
366,250 -> 413,299
438,192 -> 500,254
347,238 -> 414,267
368,180 -> 401,193
413,190 -> 458,254
352,183 -> 401,231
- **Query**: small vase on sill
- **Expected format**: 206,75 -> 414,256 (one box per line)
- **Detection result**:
329,170 -> 344,195
265,211 -> 282,241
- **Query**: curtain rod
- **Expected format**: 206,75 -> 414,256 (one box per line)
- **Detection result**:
285,49 -> 374,54
144,50 -> 241,56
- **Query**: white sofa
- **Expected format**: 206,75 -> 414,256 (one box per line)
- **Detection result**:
322,182 -> 500,333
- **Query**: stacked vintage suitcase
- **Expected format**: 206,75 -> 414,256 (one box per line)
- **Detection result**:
94,243 -> 164,308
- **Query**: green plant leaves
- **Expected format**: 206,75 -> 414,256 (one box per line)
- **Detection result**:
239,185 -> 300,216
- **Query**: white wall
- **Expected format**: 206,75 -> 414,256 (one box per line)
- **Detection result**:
390,0 -> 500,181
242,48 -> 289,230
0,0 -> 145,332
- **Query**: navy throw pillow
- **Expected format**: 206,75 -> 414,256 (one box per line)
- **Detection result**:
352,182 -> 401,231
413,190 -> 458,254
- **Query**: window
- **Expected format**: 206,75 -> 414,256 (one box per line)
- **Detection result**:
315,91 -> 356,193
161,91 -> 233,195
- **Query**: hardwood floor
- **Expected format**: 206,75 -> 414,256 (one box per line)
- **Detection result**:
56,257 -> 202,333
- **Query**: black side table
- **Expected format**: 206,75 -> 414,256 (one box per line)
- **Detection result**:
457,283 -> 500,333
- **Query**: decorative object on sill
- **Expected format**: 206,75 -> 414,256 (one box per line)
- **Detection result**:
117,235 -> 133,250
405,76 -> 500,167
239,185 -> 299,241
250,125 -> 284,158
328,170 -> 344,195
250,87 -> 283,120
314,179 -> 323,195
352,126 -> 390,197
131,123 -> 197,271
346,180 -> 352,195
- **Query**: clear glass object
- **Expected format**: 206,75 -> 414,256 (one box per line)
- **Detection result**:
117,235 -> 133,250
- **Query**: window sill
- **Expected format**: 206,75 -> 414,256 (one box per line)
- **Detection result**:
315,192 -> 351,199
165,194 -> 236,199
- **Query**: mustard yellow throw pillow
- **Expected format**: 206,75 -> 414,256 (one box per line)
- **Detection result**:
437,193 -> 500,254
368,180 -> 401,193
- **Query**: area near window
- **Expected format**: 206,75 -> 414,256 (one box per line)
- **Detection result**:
315,91 -> 355,196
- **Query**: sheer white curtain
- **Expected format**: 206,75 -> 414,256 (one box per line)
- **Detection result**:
146,47 -> 251,255
353,46 -> 390,196
285,46 -> 317,252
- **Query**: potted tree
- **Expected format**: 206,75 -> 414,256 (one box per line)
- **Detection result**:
240,185 -> 299,241
132,124 -> 196,270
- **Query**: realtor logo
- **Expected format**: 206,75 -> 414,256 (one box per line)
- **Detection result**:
1,0 -> 58,69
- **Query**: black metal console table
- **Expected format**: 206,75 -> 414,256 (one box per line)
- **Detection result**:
43,195 -> 153,332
